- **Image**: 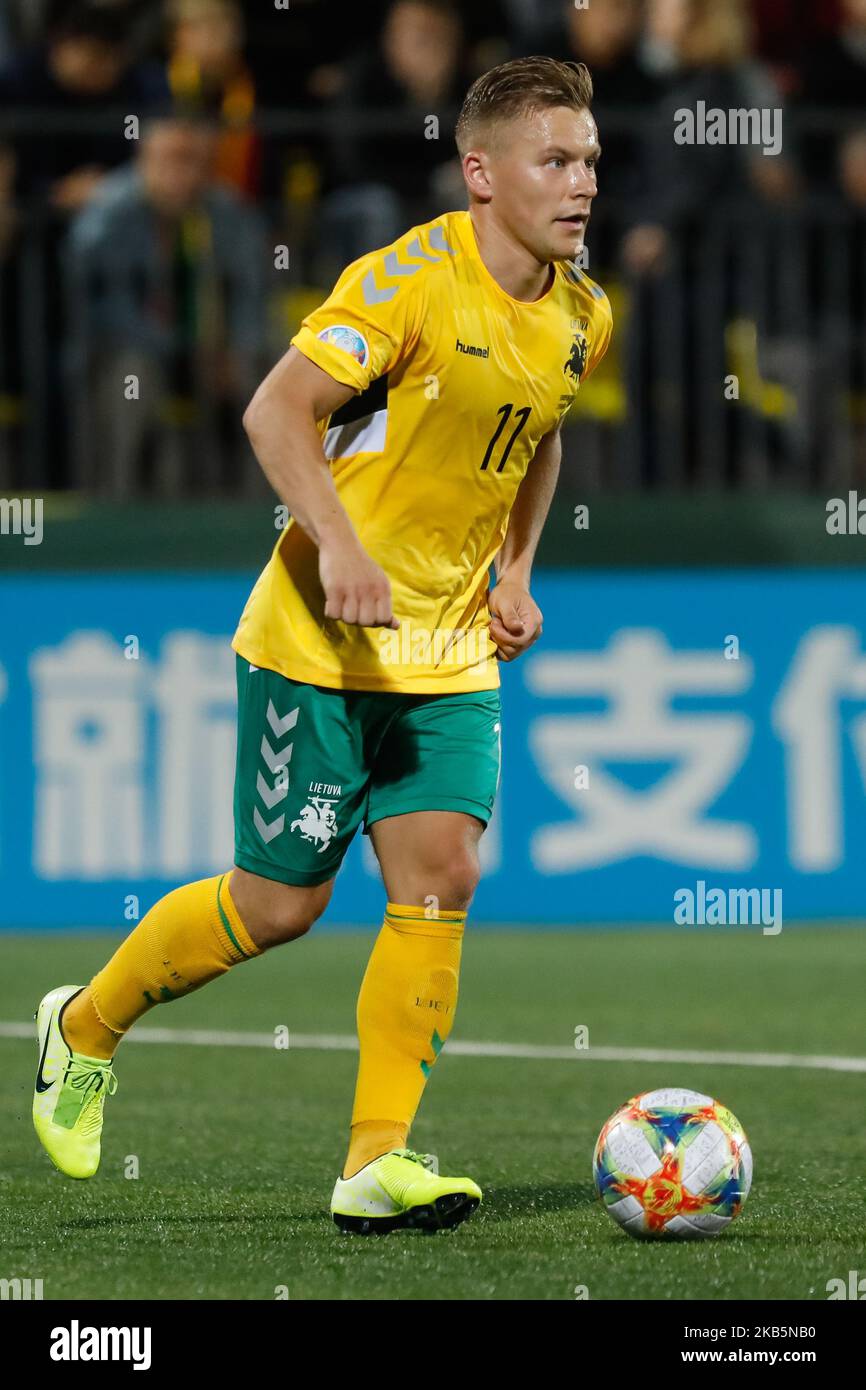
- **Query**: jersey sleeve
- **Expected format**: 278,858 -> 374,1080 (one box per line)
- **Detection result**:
291,243 -> 425,393
583,289 -> 613,383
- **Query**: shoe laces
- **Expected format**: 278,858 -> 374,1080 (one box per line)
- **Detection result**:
66,1057 -> 118,1135
394,1148 -> 438,1173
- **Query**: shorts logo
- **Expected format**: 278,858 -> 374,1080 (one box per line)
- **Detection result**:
316,324 -> 369,368
253,700 -> 299,845
290,796 -> 338,853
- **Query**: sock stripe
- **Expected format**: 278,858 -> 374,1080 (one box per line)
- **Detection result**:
384,912 -> 466,939
385,911 -> 466,924
216,874 -> 253,960
384,902 -> 467,938
386,902 -> 467,921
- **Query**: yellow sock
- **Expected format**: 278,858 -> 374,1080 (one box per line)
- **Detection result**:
343,901 -> 466,1179
62,873 -> 260,1057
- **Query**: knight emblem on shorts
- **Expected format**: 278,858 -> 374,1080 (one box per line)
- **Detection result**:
290,796 -> 339,853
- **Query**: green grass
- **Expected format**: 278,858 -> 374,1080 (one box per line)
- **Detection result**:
1,926 -> 865,1300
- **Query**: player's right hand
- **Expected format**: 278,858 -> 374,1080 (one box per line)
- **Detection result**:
319,539 -> 399,629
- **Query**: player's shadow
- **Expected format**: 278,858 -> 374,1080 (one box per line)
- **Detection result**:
476,1180 -> 597,1221
60,1211 -> 303,1230
61,1209 -> 393,1236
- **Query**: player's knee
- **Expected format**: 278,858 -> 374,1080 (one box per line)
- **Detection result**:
230,869 -> 333,947
271,880 -> 333,941
420,844 -> 481,911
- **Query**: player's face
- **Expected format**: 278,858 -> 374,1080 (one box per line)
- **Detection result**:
491,105 -> 600,264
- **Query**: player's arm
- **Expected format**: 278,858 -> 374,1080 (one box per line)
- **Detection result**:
488,425 -> 562,661
243,346 -> 398,629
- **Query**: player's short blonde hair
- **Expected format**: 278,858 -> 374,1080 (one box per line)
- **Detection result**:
455,56 -> 594,158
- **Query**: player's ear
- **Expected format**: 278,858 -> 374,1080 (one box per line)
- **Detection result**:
462,149 -> 493,202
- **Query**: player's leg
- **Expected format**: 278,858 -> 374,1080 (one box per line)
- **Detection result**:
33,655 -> 369,1179
61,869 -> 334,1059
346,809 -> 483,1173
33,871 -> 333,1180
57,650 -> 369,1061
56,642 -> 356,1061
330,810 -> 484,1232
331,687 -> 500,1232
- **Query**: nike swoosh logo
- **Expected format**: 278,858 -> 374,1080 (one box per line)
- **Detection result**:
35,1018 -> 54,1092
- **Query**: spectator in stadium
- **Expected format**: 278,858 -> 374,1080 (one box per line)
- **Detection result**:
839,128 -> 866,209
799,0 -> 866,108
779,124 -> 866,481
0,4 -> 168,214
0,144 -> 15,259
798,0 -> 866,190
0,10 -> 12,69
65,114 -> 269,497
0,4 -> 170,489
489,0 -> 554,56
0,0 -> 53,55
527,0 -> 658,215
165,0 -> 261,200
0,143 -> 20,474
746,0 -> 841,96
314,0 -> 470,283
617,0 -> 798,486
0,0 -> 158,54
622,0 -> 795,278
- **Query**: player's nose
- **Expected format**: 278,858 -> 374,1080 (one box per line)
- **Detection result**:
572,166 -> 597,199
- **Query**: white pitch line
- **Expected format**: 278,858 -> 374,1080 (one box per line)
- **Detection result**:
2,1021 -> 866,1073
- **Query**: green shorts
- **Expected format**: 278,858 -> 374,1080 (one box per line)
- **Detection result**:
233,656 -> 502,886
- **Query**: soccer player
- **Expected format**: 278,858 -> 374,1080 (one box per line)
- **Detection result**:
33,55 -> 611,1233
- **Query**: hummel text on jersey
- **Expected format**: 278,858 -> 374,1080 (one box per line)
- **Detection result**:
455,337 -> 489,358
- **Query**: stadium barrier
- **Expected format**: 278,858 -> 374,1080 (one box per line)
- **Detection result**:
1,110 -> 864,494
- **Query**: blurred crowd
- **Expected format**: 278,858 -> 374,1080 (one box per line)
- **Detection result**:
0,0 -> 865,495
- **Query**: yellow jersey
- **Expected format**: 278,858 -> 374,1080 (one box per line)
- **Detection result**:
233,208 -> 612,693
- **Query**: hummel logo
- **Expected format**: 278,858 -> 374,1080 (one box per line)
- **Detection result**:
255,701 -> 299,845
455,336 -> 489,359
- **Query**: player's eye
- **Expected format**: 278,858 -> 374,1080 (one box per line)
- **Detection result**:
547,156 -> 566,168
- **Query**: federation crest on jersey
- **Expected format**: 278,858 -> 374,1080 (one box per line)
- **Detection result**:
563,326 -> 589,384
290,796 -> 338,853
316,324 -> 370,368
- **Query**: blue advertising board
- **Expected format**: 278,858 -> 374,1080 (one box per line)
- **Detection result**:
1,570 -> 865,927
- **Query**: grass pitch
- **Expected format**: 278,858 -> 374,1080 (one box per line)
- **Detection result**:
1,925 -> 864,1300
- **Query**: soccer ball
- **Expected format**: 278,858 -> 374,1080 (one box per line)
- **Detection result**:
592,1087 -> 752,1239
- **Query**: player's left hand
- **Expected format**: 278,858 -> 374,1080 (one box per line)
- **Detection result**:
488,580 -> 543,662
